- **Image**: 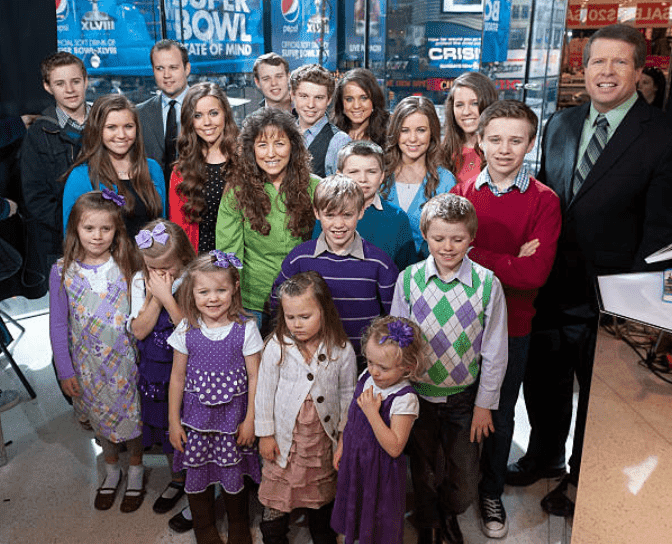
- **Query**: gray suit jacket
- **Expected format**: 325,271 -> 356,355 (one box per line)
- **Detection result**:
137,94 -> 165,171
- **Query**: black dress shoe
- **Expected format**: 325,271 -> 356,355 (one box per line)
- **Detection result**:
440,515 -> 464,544
506,456 -> 566,487
541,473 -> 577,517
168,507 -> 193,533
153,481 -> 185,514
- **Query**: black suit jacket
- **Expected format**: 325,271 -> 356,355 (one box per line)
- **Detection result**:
537,97 -> 672,308
137,94 -> 165,171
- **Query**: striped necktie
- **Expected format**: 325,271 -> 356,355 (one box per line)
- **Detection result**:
572,113 -> 608,196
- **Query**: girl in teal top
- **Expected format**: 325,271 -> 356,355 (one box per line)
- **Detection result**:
216,109 -> 319,330
382,96 -> 456,253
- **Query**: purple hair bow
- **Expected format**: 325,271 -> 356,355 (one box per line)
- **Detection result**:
380,320 -> 415,348
135,222 -> 169,249
101,187 -> 125,207
210,250 -> 243,269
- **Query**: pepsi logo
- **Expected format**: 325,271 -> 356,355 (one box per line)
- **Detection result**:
282,0 -> 300,23
56,0 -> 69,21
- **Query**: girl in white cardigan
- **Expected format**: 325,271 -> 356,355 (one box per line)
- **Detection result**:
255,271 -> 356,544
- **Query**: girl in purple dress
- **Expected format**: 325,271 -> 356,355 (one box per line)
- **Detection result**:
331,316 -> 424,544
129,220 -> 196,515
168,251 -> 263,544
49,190 -> 144,513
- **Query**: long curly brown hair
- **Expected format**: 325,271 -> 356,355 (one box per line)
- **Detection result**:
228,109 -> 314,238
332,68 -> 389,148
66,94 -> 162,219
174,82 -> 239,223
382,96 -> 443,200
441,72 -> 498,176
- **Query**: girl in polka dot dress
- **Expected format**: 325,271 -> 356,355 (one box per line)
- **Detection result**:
168,251 -> 262,544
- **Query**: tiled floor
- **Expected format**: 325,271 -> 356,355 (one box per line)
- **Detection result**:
0,297 -> 575,543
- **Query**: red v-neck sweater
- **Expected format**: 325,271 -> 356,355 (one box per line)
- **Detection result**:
451,176 -> 561,336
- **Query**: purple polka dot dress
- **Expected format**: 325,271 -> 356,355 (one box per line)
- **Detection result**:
173,321 -> 261,494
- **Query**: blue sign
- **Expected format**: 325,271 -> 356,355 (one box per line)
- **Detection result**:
481,0 -> 512,63
271,0 -> 337,71
343,0 -> 386,68
57,0 -> 160,75
426,22 -> 481,77
167,0 -> 263,73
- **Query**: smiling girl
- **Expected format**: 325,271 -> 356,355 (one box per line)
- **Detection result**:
62,94 -> 165,238
169,82 -> 239,253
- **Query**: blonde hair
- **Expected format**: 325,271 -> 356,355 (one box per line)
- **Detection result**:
178,253 -> 248,328
312,174 -> 365,214
136,220 -> 196,279
361,316 -> 425,380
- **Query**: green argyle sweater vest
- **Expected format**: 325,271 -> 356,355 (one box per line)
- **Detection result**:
403,260 -> 493,397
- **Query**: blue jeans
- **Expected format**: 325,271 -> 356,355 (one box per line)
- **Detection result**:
479,335 -> 530,499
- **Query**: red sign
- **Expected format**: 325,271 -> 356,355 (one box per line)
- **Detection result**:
567,5 -> 583,28
585,4 -> 619,27
636,3 -> 670,27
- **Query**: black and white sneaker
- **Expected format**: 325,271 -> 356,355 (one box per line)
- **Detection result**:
479,495 -> 508,538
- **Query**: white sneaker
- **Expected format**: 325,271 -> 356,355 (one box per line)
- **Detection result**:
479,495 -> 509,538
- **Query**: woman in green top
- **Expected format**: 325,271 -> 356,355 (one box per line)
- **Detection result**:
216,109 -> 319,332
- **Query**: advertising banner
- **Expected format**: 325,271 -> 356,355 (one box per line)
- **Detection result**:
481,0 -> 512,63
343,0 -> 386,68
426,22 -> 481,77
56,0 -> 160,75
271,0 -> 337,71
636,2 -> 670,27
167,0 -> 263,73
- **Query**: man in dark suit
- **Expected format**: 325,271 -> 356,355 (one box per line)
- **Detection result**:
137,39 -> 190,202
506,24 -> 672,515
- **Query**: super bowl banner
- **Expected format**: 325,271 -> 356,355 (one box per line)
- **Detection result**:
271,0 -> 337,71
56,0 -> 161,75
56,0 -> 263,75
167,0 -> 263,72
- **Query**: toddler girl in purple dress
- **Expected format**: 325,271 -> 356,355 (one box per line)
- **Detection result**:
129,220 -> 195,516
168,251 -> 262,544
331,316 -> 424,544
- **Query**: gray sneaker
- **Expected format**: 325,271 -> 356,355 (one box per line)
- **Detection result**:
479,495 -> 509,539
0,389 -> 20,413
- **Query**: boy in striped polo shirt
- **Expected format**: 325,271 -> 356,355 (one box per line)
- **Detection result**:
271,174 -> 398,361
390,193 -> 508,544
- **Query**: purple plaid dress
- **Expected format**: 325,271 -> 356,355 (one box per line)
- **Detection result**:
59,259 -> 141,443
173,321 -> 261,494
331,371 -> 416,544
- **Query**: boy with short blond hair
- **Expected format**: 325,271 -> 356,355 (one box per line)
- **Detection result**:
290,64 -> 350,177
272,174 -> 398,355
451,99 -> 561,538
390,192 -> 508,544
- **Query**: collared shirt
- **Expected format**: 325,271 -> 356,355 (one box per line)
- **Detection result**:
475,164 -> 530,197
313,231 -> 365,259
301,114 -> 351,176
390,254 -> 509,409
55,103 -> 90,131
369,193 -> 383,211
161,86 -> 189,134
577,92 -> 638,161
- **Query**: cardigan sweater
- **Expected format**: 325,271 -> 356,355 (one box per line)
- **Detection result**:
215,175 -> 321,312
451,175 -> 561,336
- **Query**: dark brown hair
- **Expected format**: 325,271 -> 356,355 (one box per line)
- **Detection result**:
136,220 -> 196,279
383,96 -> 443,200
41,51 -> 87,84
253,52 -> 289,79
442,72 -> 498,176
583,24 -> 646,69
65,95 -> 163,219
271,271 -> 348,364
178,253 -> 248,328
150,40 -> 189,67
175,82 -> 239,223
332,68 -> 389,148
60,191 -> 140,289
361,316 -> 425,381
227,108 -> 314,238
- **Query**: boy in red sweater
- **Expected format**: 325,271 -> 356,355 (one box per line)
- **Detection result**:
451,100 -> 561,539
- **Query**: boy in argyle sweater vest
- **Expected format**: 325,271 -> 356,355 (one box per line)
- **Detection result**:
390,193 -> 508,544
